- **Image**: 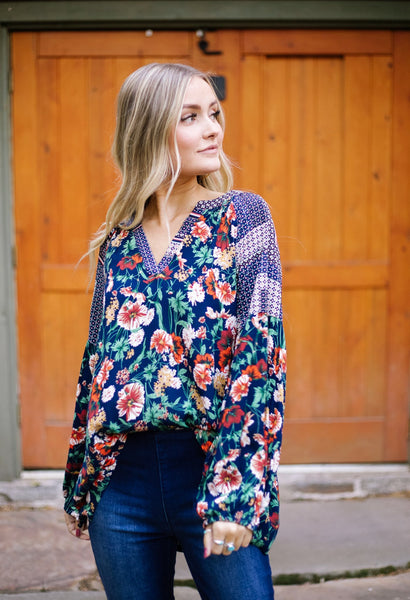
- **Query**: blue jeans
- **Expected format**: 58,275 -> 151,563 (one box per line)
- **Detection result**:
89,430 -> 274,600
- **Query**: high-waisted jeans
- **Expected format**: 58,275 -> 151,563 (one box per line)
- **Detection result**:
89,429 -> 274,600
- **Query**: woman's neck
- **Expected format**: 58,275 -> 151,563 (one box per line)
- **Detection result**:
145,178 -> 219,228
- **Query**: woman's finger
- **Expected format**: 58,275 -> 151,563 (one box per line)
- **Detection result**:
203,527 -> 213,558
63,512 -> 90,541
203,521 -> 253,557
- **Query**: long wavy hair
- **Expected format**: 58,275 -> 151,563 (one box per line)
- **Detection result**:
88,62 -> 233,267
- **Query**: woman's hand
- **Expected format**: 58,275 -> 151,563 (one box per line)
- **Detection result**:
64,511 -> 90,541
203,521 -> 252,558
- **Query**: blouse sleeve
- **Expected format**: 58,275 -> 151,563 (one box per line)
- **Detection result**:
196,194 -> 286,552
63,239 -> 108,517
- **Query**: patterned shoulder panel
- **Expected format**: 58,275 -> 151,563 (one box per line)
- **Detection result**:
88,231 -> 117,345
231,191 -> 283,325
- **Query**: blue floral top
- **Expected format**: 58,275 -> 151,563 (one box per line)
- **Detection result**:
63,190 -> 286,553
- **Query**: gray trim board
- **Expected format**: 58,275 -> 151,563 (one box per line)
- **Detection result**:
1,1 -> 410,30
0,25 -> 20,481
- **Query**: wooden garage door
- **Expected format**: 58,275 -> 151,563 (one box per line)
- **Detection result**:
12,30 -> 409,467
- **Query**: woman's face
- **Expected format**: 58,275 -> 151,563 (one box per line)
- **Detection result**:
175,76 -> 224,179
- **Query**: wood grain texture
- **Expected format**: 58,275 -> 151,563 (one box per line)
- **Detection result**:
12,30 -> 407,466
13,33 -> 45,467
385,32 -> 410,460
243,29 -> 393,55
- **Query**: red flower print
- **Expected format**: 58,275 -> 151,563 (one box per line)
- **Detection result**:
242,364 -> 264,379
231,374 -> 251,402
116,382 -> 145,421
70,427 -> 85,447
240,412 -> 254,447
216,215 -> 230,251
117,300 -> 149,330
194,353 -> 214,368
215,281 -> 235,305
191,219 -> 212,242
171,333 -> 184,364
226,201 -> 236,222
262,408 -> 283,436
269,512 -> 279,529
76,408 -> 87,424
194,363 -> 212,391
221,405 -> 245,427
150,329 -> 173,354
253,491 -> 270,523
234,335 -> 253,355
201,440 -> 213,453
196,500 -> 208,519
208,464 -> 243,496
250,449 -> 267,479
197,326 -> 207,339
95,357 -> 114,387
273,347 -> 287,375
217,329 -> 234,369
205,269 -> 218,299
117,253 -> 143,270
144,266 -> 172,284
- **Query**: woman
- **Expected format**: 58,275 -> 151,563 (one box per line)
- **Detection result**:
63,63 -> 286,600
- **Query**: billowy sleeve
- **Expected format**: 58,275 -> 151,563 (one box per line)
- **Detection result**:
197,194 -> 286,553
63,239 -> 108,519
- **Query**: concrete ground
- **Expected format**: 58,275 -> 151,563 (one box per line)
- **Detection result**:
1,464 -> 409,599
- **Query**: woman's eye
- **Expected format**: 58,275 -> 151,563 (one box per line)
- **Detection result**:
181,113 -> 197,123
211,110 -> 221,120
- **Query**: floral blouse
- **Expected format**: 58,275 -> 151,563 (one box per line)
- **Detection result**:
63,190 -> 286,553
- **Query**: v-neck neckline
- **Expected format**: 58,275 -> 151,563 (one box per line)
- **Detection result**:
133,192 -> 231,276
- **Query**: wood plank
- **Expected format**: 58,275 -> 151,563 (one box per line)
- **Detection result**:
239,55 -> 262,191
281,419 -> 385,463
283,261 -> 388,289
88,57 -> 118,236
385,32 -> 410,460
59,57 -> 90,263
312,290 -> 342,419
41,265 -> 91,291
243,30 -> 393,56
315,57 -> 343,260
38,57 -> 61,265
343,55 -> 372,261
42,292 -> 91,425
291,58 -> 316,260
12,33 -> 47,467
341,290 -> 369,418
263,58 -> 289,246
368,55 -> 392,261
45,424 -> 73,468
282,290 -> 314,420
366,290 -> 387,416
37,30 -> 191,57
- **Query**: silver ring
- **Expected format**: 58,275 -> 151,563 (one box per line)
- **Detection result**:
204,529 -> 212,535
225,542 -> 235,552
213,539 -> 225,546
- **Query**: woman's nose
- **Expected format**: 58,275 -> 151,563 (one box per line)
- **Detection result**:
204,118 -> 220,137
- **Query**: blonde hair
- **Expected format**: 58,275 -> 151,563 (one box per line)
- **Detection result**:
89,62 -> 233,267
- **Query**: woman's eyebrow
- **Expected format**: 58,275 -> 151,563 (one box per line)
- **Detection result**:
182,101 -> 218,110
